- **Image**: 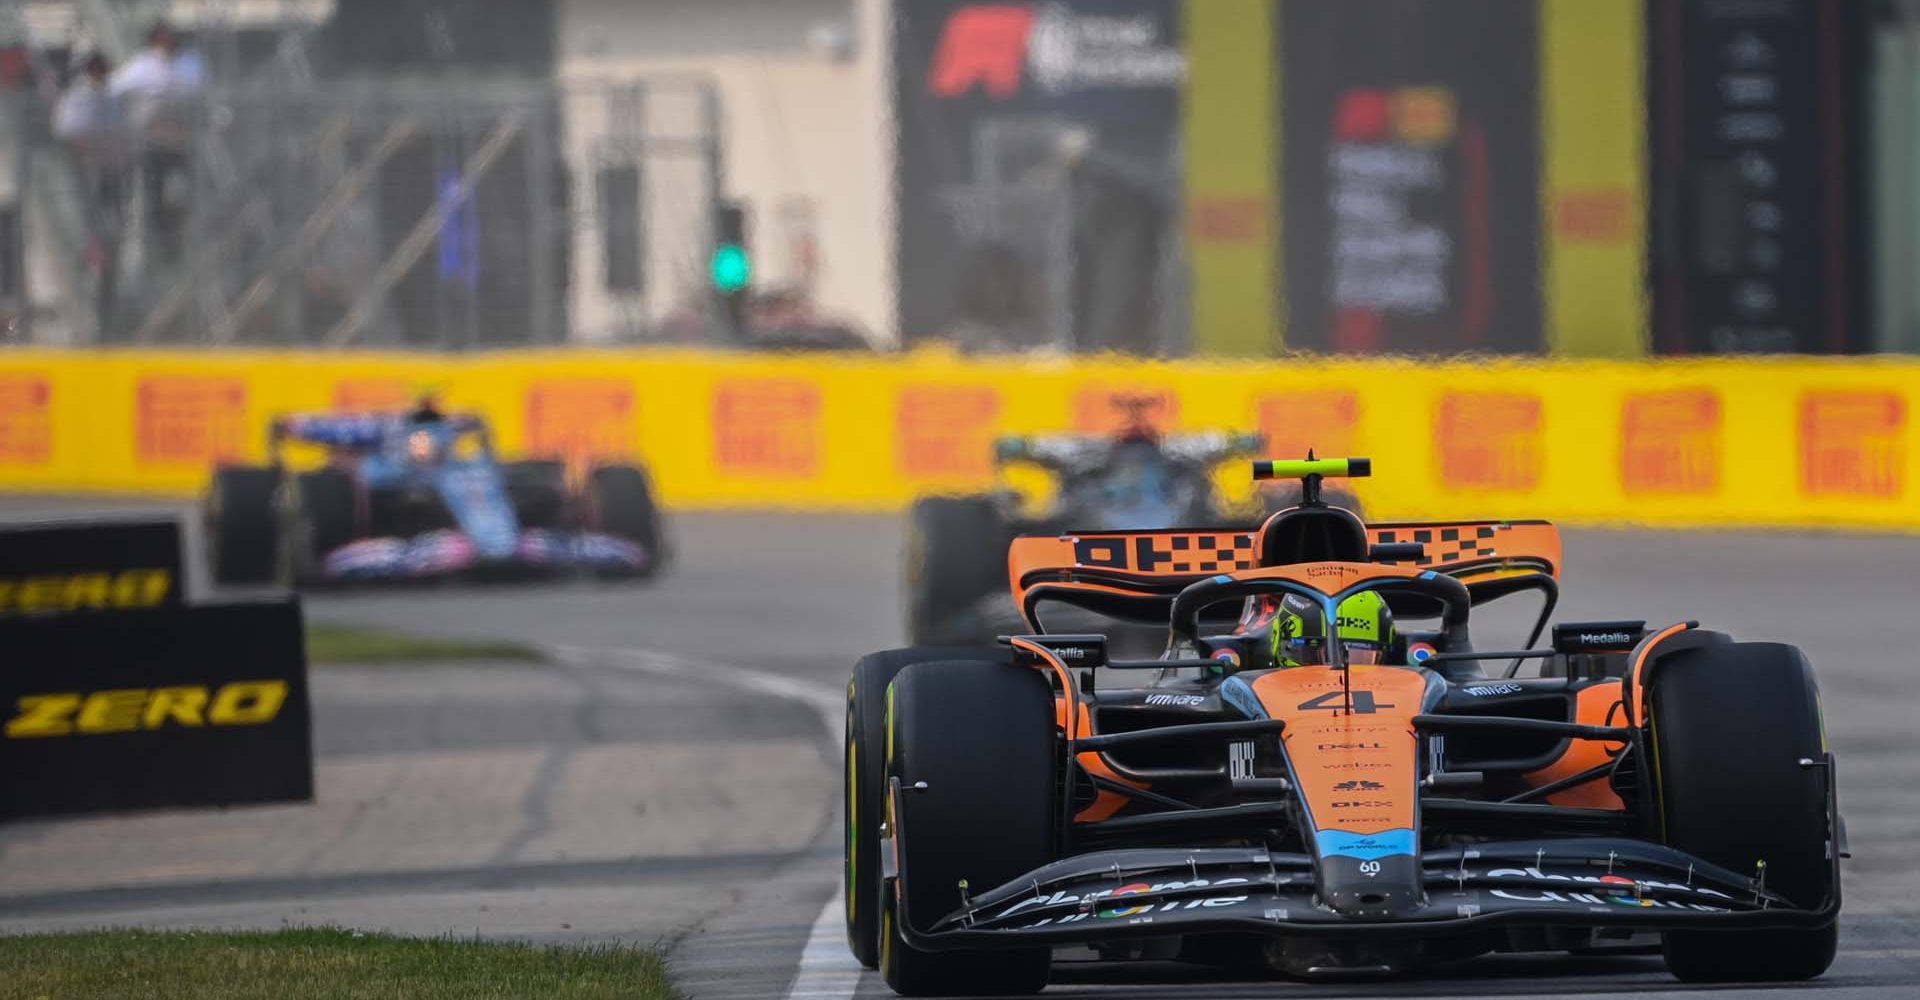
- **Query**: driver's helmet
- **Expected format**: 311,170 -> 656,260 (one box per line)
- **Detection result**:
403,425 -> 445,465
1269,591 -> 1397,667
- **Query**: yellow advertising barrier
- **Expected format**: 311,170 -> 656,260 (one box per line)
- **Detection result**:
0,349 -> 1915,532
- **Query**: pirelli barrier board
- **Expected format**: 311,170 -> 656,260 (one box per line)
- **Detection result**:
2,350 -> 1920,531
0,599 -> 313,821
0,517 -> 183,616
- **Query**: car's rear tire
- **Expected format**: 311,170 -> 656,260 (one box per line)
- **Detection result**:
845,647 -> 1010,969
503,459 -> 568,529
880,659 -> 1054,996
587,464 -> 664,577
279,468 -> 358,585
205,465 -> 281,585
1651,641 -> 1838,983
905,496 -> 1011,646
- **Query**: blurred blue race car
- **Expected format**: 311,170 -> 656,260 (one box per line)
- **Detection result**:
204,402 -> 662,586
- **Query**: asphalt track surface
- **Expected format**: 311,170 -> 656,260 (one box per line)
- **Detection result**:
1,500 -> 1917,999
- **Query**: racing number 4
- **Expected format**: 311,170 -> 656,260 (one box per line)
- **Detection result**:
1296,691 -> 1394,715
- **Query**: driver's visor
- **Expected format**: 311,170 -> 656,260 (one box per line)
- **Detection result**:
1282,637 -> 1385,666
1343,641 -> 1385,666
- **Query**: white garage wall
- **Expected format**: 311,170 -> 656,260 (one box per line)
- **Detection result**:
559,0 -> 895,345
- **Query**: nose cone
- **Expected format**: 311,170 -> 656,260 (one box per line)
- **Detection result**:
1318,852 -> 1425,918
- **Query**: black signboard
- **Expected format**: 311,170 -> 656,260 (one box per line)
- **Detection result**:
0,517 -> 184,617
1278,0 -> 1542,354
894,0 -> 1184,351
1647,0 -> 1866,354
0,600 -> 313,821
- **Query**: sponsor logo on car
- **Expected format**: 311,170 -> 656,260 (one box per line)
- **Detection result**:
1332,779 -> 1386,791
1461,683 -> 1523,697
1578,632 -> 1636,646
1317,741 -> 1387,751
1486,866 -> 1732,901
6,680 -> 290,738
1487,887 -> 1729,912
1316,828 -> 1416,860
1331,799 -> 1393,809
1002,877 -> 1252,919
1144,693 -> 1206,706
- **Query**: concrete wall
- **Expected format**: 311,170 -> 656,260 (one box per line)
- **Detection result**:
558,0 -> 895,345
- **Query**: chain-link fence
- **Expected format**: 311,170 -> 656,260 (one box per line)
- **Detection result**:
4,74 -> 727,347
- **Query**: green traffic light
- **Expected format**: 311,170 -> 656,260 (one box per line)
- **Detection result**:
711,244 -> 752,293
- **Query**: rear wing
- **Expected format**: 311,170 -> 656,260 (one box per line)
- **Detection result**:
1006,520 -> 1562,630
1366,519 -> 1562,581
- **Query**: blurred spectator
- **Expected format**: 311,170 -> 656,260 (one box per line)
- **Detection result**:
112,21 -> 205,262
55,52 -> 129,334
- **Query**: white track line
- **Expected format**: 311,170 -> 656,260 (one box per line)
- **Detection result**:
547,644 -> 866,1000
546,644 -> 843,733
785,889 -> 866,1000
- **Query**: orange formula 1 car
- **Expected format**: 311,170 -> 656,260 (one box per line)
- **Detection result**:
845,459 -> 1842,995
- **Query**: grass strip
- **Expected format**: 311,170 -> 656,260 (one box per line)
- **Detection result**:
0,928 -> 676,1000
305,622 -> 543,665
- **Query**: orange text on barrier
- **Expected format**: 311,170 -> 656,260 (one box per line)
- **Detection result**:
331,378 -> 415,412
1799,390 -> 1905,499
713,378 -> 822,477
1621,388 -> 1721,495
1258,388 -> 1360,462
1435,391 -> 1542,491
136,375 -> 247,465
896,384 -> 1001,480
1075,386 -> 1178,434
0,373 -> 51,465
526,378 -> 635,467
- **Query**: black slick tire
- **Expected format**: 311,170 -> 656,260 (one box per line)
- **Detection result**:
844,646 -> 1008,969
205,465 -> 281,585
1651,641 -> 1838,982
880,659 -> 1054,996
586,464 -> 664,578
502,459 -> 568,529
904,496 -> 1010,645
280,468 -> 357,586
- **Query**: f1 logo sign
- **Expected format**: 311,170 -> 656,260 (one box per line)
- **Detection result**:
928,5 -> 1035,98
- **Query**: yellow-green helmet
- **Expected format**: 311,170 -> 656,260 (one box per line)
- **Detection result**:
1270,591 -> 1396,667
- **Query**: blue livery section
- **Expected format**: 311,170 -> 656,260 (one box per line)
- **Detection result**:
1316,828 -> 1417,860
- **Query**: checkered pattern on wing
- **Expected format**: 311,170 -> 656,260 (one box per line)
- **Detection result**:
1157,532 -> 1256,574
1373,524 -> 1502,567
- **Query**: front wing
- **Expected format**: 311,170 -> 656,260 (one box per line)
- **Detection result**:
321,529 -> 649,580
886,743 -> 1841,953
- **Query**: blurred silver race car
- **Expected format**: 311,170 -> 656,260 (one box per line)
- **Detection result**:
906,397 -> 1348,645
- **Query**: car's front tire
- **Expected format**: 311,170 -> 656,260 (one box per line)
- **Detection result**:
845,647 -> 1008,969
502,459 -> 568,529
278,469 -> 357,586
586,464 -> 664,578
1651,640 -> 1838,982
880,659 -> 1054,996
205,465 -> 280,585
